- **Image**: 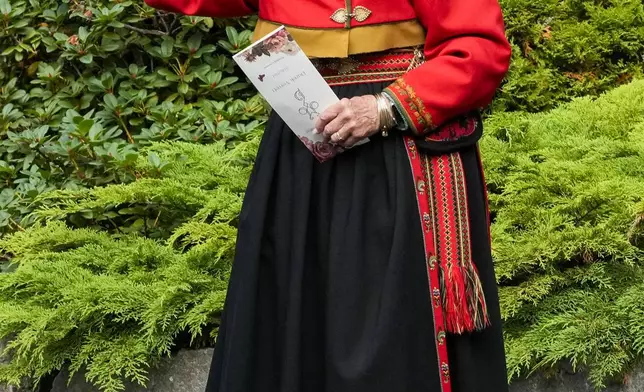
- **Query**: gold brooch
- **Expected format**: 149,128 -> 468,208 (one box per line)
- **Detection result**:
330,6 -> 372,24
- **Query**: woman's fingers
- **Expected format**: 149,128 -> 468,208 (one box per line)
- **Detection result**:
314,99 -> 348,134
314,96 -> 377,148
324,114 -> 352,139
340,126 -> 368,147
313,111 -> 335,134
330,124 -> 351,143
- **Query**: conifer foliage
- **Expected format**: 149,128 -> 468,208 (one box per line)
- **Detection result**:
1,81 -> 644,391
2,0 -> 644,389
0,136 -> 259,391
495,0 -> 644,112
483,80 -> 644,388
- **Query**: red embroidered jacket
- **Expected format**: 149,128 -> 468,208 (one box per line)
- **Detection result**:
143,0 -> 511,135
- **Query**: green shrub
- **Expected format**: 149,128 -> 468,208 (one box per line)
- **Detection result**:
2,0 -> 644,234
0,135 -> 259,391
482,80 -> 644,388
0,0 -> 265,234
1,80 -> 643,391
2,0 -> 644,390
496,0 -> 644,112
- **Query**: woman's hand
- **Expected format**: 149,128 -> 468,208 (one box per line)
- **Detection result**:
314,95 -> 380,147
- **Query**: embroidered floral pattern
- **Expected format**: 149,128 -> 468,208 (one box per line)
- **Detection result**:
424,115 -> 477,142
423,212 -> 432,233
429,255 -> 438,270
384,78 -> 434,134
416,178 -> 426,195
441,362 -> 451,383
406,137 -> 418,159
437,330 -> 447,346
432,287 -> 442,308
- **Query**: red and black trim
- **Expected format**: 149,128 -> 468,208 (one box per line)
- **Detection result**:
314,50 -> 418,86
384,78 -> 434,134
405,137 -> 452,392
405,135 -> 490,331
415,113 -> 484,156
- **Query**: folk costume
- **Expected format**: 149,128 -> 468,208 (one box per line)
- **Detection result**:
144,0 -> 512,391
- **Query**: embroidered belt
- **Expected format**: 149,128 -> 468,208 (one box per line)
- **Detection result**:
312,48 -> 424,86
404,133 -> 490,392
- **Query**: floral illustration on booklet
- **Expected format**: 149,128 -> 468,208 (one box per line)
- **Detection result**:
298,136 -> 344,163
241,28 -> 301,63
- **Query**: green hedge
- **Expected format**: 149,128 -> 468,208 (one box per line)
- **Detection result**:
2,0 -> 644,234
0,137 -> 259,391
495,0 -> 644,112
0,0 -> 264,235
1,81 -> 643,391
2,0 -> 644,390
484,80 -> 644,387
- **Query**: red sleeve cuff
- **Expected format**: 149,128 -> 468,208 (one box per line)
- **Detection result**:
383,78 -> 435,135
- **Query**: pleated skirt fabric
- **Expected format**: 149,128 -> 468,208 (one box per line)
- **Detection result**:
206,81 -> 509,392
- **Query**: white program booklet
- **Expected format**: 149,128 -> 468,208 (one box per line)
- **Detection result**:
233,25 -> 367,162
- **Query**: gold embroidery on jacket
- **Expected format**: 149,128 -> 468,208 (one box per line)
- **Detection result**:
387,78 -> 435,132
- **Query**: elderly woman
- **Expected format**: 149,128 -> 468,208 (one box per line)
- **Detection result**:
144,0 -> 512,390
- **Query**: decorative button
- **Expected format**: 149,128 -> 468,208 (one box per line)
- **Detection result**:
330,9 -> 347,24
352,6 -> 372,21
330,6 -> 372,24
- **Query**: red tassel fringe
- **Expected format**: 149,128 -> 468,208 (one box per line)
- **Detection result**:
425,153 -> 489,334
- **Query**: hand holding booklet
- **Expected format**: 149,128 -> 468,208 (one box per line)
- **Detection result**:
233,26 -> 367,162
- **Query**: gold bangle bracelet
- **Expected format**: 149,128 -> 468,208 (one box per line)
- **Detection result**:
375,93 -> 396,137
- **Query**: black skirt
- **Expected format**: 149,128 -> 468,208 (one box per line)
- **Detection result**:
206,81 -> 508,392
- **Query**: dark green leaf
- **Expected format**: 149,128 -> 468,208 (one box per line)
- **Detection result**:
187,33 -> 202,52
148,153 -> 161,167
104,94 -> 118,109
78,26 -> 89,42
79,54 -> 93,64
160,37 -> 174,58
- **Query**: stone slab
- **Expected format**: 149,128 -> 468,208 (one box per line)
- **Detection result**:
51,348 -> 213,392
51,348 -> 644,392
